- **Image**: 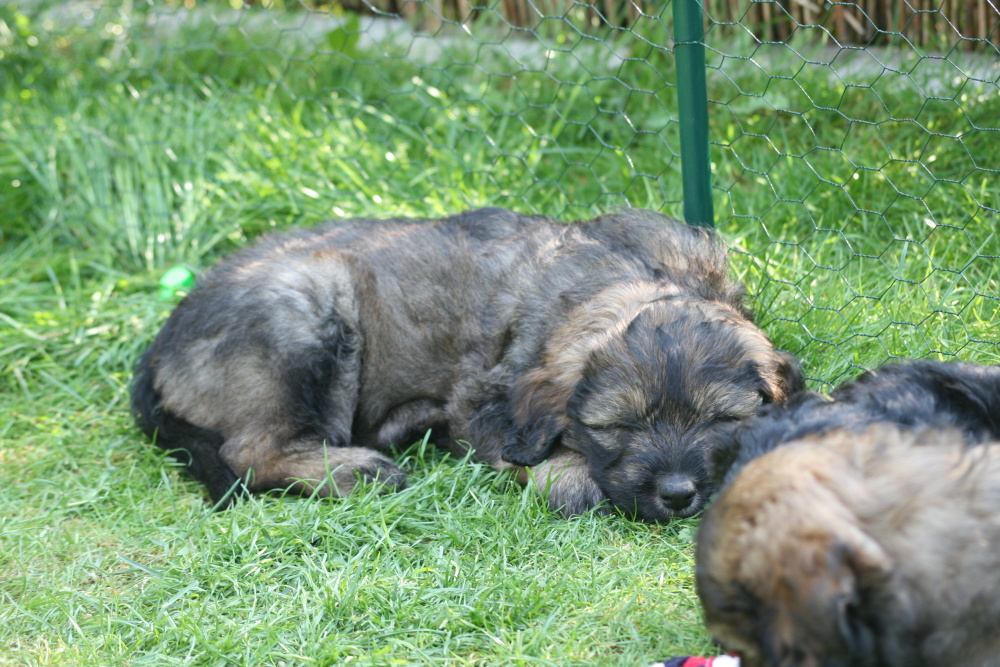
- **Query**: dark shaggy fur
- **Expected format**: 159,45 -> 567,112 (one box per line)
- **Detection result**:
696,360 -> 1000,667
132,207 -> 804,520
709,360 -> 1000,488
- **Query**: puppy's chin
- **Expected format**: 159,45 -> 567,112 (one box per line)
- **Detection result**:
599,468 -> 712,522
617,488 -> 706,521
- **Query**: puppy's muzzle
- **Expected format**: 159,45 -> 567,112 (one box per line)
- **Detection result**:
658,473 -> 697,511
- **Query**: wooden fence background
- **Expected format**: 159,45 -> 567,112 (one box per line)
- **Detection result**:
328,0 -> 999,48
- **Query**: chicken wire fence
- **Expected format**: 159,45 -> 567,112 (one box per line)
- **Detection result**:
3,0 -> 998,386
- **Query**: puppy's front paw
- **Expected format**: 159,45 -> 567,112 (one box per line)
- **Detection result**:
501,422 -> 559,467
548,476 -> 609,517
524,449 -> 608,517
501,441 -> 550,467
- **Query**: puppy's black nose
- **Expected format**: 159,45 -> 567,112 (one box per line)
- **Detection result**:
658,474 -> 697,511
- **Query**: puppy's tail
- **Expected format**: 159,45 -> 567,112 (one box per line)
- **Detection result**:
131,350 -> 245,509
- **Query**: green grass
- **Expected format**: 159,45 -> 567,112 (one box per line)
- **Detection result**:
1,2 -> 998,665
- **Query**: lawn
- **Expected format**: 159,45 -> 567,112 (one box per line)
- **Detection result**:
1,2 -> 997,665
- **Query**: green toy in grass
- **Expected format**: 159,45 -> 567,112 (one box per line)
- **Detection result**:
158,266 -> 196,301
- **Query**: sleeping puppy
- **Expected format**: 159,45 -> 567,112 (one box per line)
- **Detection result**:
696,360 -> 1000,666
131,207 -> 804,520
698,424 -> 1000,667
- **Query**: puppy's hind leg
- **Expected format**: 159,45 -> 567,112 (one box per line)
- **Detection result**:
228,440 -> 407,498
218,358 -> 407,499
231,310 -> 409,498
132,350 -> 247,508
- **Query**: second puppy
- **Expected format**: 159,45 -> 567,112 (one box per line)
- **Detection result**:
696,360 -> 1000,667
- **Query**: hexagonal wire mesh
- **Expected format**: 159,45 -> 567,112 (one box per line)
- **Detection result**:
701,1 -> 1000,387
7,0 -> 998,388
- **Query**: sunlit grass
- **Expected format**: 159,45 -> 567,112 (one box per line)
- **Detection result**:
1,2 -> 997,664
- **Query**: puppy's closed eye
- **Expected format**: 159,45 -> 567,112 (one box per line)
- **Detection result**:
712,413 -> 745,425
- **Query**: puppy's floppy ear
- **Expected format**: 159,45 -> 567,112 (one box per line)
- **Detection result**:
502,366 -> 573,467
794,524 -> 892,663
930,362 -> 1000,438
771,349 -> 806,403
706,420 -> 744,489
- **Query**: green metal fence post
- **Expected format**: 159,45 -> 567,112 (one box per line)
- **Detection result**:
672,0 -> 714,228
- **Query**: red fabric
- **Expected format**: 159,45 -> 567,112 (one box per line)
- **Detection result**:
654,654 -> 740,667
